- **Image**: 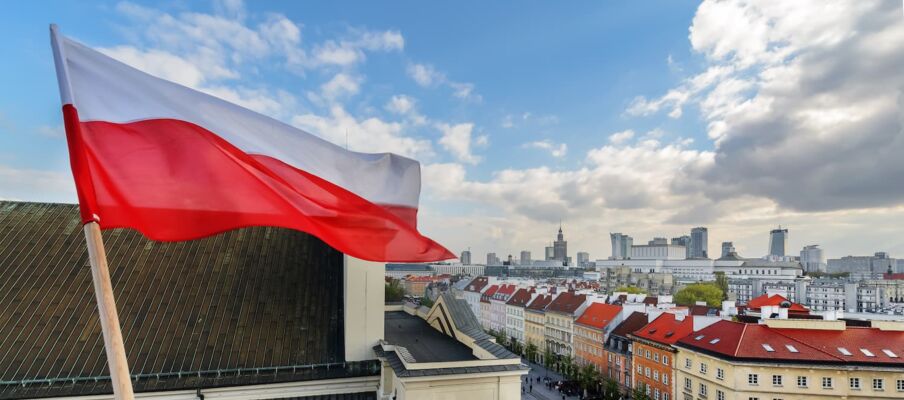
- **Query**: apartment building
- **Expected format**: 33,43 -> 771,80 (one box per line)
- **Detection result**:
463,276 -> 490,319
525,294 -> 554,364
603,312 -> 650,394
505,288 -> 536,345
629,313 -> 696,400
545,292 -> 589,357
675,319 -> 904,400
489,284 -> 517,333
574,303 -> 623,372
479,284 -> 499,330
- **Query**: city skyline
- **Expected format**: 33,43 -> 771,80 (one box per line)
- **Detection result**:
1,1 -> 902,260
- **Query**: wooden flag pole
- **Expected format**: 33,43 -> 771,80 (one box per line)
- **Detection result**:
51,25 -> 136,400
84,221 -> 135,400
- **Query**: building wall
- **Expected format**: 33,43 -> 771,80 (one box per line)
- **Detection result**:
603,346 -> 633,392
505,304 -> 526,344
677,347 -> 904,400
345,257 -> 385,362
632,341 -> 675,400
574,324 -> 606,374
545,311 -> 575,357
392,374 -> 523,400
525,310 -> 546,359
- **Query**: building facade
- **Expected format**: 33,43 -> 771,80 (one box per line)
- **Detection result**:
554,227 -> 568,262
460,250 -> 471,265
800,244 -> 827,273
604,312 -> 650,394
769,227 -> 789,257
520,250 -> 531,265
504,288 -> 535,345
574,304 -> 622,374
544,292 -> 588,357
629,313 -> 696,400
611,233 -> 634,260
525,294 -> 554,362
675,319 -> 904,400
689,227 -> 708,259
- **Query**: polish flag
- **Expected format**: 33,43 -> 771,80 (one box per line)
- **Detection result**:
50,27 -> 453,262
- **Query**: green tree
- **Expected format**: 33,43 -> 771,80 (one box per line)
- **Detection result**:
632,383 -> 650,400
602,377 -> 620,400
385,279 -> 404,302
615,286 -> 646,294
674,282 -> 724,307
714,271 -> 729,300
419,297 -> 434,308
543,346 -> 554,370
509,336 -> 522,355
525,343 -> 538,363
578,363 -> 600,396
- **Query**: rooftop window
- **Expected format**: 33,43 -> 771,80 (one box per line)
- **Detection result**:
695,335 -> 705,340
785,344 -> 799,353
860,349 -> 875,357
881,349 -> 898,358
837,347 -> 852,356
709,338 -> 720,344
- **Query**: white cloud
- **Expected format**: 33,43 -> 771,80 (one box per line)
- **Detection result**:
523,140 -> 568,158
450,82 -> 482,102
319,73 -> 361,101
608,129 -> 635,145
291,105 -> 433,159
501,115 -> 514,128
407,63 -> 444,87
437,123 -> 482,165
385,95 -> 416,115
0,165 -> 75,203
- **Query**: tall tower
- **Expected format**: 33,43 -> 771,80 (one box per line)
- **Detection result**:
610,233 -> 633,260
460,249 -> 471,265
689,227 -> 708,258
553,225 -> 568,263
721,242 -> 735,258
769,227 -> 788,257
520,250 -> 531,265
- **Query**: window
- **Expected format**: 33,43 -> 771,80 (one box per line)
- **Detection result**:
700,363 -> 707,374
797,376 -> 808,387
716,390 -> 724,400
685,377 -> 692,390
699,383 -> 707,397
873,378 -> 884,390
645,367 -> 651,378
653,371 -> 659,381
772,375 -> 782,386
897,379 -> 904,391
663,375 -> 668,385
748,374 -> 759,385
654,389 -> 660,400
638,365 -> 643,373
663,355 -> 669,365
646,349 -> 652,358
654,353 -> 660,362
849,377 -> 860,389
685,358 -> 692,369
663,394 -> 670,400
822,377 -> 833,389
716,368 -> 724,380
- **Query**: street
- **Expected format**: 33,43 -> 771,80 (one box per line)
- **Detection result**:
520,359 -> 581,400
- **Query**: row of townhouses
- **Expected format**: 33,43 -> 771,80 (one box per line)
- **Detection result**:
453,275 -> 904,400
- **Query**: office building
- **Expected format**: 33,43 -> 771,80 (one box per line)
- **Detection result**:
460,249 -> 471,265
649,237 -> 669,246
672,235 -> 691,258
545,245 -> 555,261
769,227 -> 789,257
520,250 -> 531,265
689,227 -> 708,258
800,244 -> 826,273
486,252 -> 500,266
577,251 -> 590,266
721,242 -> 735,258
611,233 -> 634,260
828,252 -> 898,278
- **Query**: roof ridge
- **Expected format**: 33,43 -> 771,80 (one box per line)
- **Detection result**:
733,323 -> 748,357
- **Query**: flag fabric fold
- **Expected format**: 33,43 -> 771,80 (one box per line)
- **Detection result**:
53,33 -> 453,262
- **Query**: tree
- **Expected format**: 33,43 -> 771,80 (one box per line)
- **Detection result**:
525,343 -> 538,363
602,377 -> 620,400
674,282 -> 724,307
632,383 -> 650,400
615,286 -> 646,294
714,271 -> 729,300
385,279 -> 404,302
509,336 -> 522,355
419,297 -> 434,308
543,346 -> 554,370
578,363 -> 600,396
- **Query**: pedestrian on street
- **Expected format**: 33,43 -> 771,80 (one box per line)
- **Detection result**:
530,384 -> 533,393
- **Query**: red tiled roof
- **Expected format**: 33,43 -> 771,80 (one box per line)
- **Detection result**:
465,277 -> 489,293
482,285 -> 499,299
546,292 -> 587,315
632,313 -> 695,345
575,303 -> 623,330
526,294 -> 554,311
506,288 -> 535,307
496,284 -> 517,297
610,312 -> 649,338
677,320 -> 904,366
747,294 -> 809,313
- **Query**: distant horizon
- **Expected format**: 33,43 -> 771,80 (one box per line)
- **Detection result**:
1,1 -> 902,261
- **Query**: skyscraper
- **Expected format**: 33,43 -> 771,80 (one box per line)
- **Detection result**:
553,226 -> 568,262
487,252 -> 499,265
520,250 -> 531,265
576,252 -> 590,266
800,245 -> 826,273
689,227 -> 708,258
460,249 -> 471,265
721,242 -> 735,258
769,227 -> 788,257
610,233 -> 633,260
545,245 -> 554,261
671,235 -> 691,258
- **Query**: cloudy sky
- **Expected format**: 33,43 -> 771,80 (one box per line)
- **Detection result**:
1,0 -> 902,261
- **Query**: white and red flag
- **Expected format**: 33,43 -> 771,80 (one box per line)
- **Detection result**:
52,32 -> 453,262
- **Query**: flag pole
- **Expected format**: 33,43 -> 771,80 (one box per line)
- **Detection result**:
50,24 -> 135,400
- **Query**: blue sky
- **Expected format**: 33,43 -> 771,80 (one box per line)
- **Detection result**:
1,1 -> 903,261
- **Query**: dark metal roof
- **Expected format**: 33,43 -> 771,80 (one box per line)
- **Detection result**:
0,202 -> 376,398
375,347 -> 525,378
609,312 -> 649,339
384,312 -> 477,363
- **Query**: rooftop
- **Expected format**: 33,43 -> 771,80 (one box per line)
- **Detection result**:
526,294 -> 554,311
575,303 -> 622,330
546,291 -> 587,314
631,313 -> 695,345
0,201 -> 376,399
383,312 -> 477,362
747,294 -> 809,313
505,288 -> 535,307
610,312 -> 650,339
677,320 -> 904,366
